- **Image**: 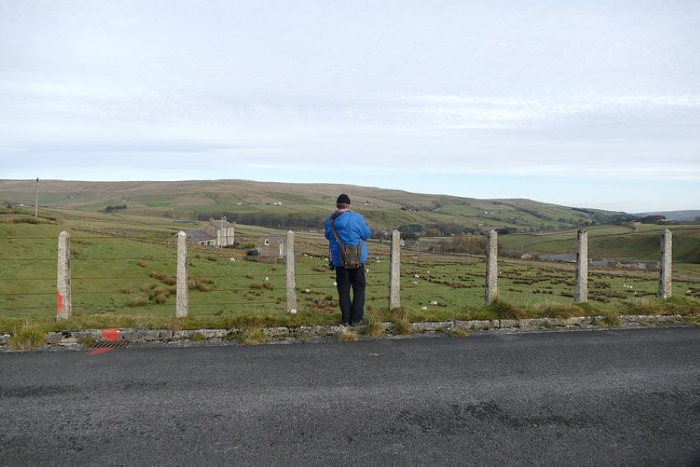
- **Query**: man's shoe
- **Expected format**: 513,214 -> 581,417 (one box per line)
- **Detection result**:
352,318 -> 369,327
340,322 -> 350,327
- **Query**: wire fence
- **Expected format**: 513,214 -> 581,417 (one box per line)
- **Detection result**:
1,230 -> 695,322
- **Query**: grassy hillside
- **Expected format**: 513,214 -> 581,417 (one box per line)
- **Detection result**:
0,179 -> 629,233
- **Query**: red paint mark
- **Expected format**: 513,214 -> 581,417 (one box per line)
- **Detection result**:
102,328 -> 118,342
56,291 -> 63,315
87,348 -> 114,356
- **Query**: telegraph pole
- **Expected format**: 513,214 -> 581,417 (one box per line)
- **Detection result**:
34,177 -> 39,219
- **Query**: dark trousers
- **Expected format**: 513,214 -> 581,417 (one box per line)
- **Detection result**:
335,265 -> 366,325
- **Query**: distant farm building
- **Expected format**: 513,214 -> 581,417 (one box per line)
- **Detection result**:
201,217 -> 235,247
182,229 -> 216,247
256,235 -> 286,259
178,218 -> 235,247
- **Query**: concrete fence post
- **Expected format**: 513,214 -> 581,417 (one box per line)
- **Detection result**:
56,231 -> 72,320
659,229 -> 672,300
286,230 -> 297,313
389,229 -> 401,310
176,231 -> 189,318
574,229 -> 588,303
485,230 -> 498,305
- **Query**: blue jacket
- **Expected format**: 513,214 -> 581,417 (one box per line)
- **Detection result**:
324,210 -> 372,267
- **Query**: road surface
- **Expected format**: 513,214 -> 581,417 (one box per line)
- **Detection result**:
1,328 -> 699,466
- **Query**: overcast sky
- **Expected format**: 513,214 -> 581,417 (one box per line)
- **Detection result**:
1,0 -> 698,212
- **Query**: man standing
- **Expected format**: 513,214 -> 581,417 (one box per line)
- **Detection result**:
324,194 -> 372,326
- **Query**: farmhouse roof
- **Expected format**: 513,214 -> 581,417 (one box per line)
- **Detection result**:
184,230 -> 216,241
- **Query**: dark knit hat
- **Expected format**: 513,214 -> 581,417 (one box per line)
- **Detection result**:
336,194 -> 351,204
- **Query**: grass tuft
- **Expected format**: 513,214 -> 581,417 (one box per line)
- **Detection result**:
77,335 -> 96,347
190,332 -> 206,342
535,301 -> 582,319
487,299 -> 527,320
389,307 -> 413,335
601,309 -> 621,326
238,326 -> 267,345
128,296 -> 149,307
662,296 -> 700,316
338,329 -> 358,342
9,319 -> 47,350
361,314 -> 384,337
621,297 -> 665,316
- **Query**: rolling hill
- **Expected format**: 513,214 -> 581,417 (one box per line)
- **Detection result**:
1,179 -> 632,234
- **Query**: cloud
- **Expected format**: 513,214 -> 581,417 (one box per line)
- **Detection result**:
0,0 -> 698,210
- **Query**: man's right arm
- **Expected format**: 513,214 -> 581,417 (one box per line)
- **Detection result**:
359,216 -> 371,240
324,218 -> 331,240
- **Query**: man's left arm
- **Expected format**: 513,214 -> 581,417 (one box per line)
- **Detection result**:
359,216 -> 371,240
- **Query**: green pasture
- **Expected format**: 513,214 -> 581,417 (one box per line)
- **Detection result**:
499,224 -> 700,262
1,218 -> 699,334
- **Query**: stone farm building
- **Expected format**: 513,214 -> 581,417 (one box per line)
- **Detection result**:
255,235 -> 286,259
180,218 -> 235,247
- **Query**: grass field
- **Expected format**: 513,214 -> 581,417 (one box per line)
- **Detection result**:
1,210 -> 699,334
498,224 -> 700,263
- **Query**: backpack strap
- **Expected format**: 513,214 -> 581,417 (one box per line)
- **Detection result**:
329,219 -> 344,247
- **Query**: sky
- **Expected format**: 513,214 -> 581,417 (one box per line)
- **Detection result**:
0,0 -> 698,213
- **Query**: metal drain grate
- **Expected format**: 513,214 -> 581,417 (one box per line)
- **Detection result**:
90,342 -> 128,349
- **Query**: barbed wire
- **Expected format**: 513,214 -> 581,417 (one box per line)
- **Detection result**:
0,291 -> 55,296
0,237 -> 61,240
188,301 -> 280,307
0,236 -> 167,241
0,277 -> 56,281
0,258 -> 56,261
71,257 -> 172,261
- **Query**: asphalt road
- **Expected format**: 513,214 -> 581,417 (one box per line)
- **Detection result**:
1,328 -> 699,466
